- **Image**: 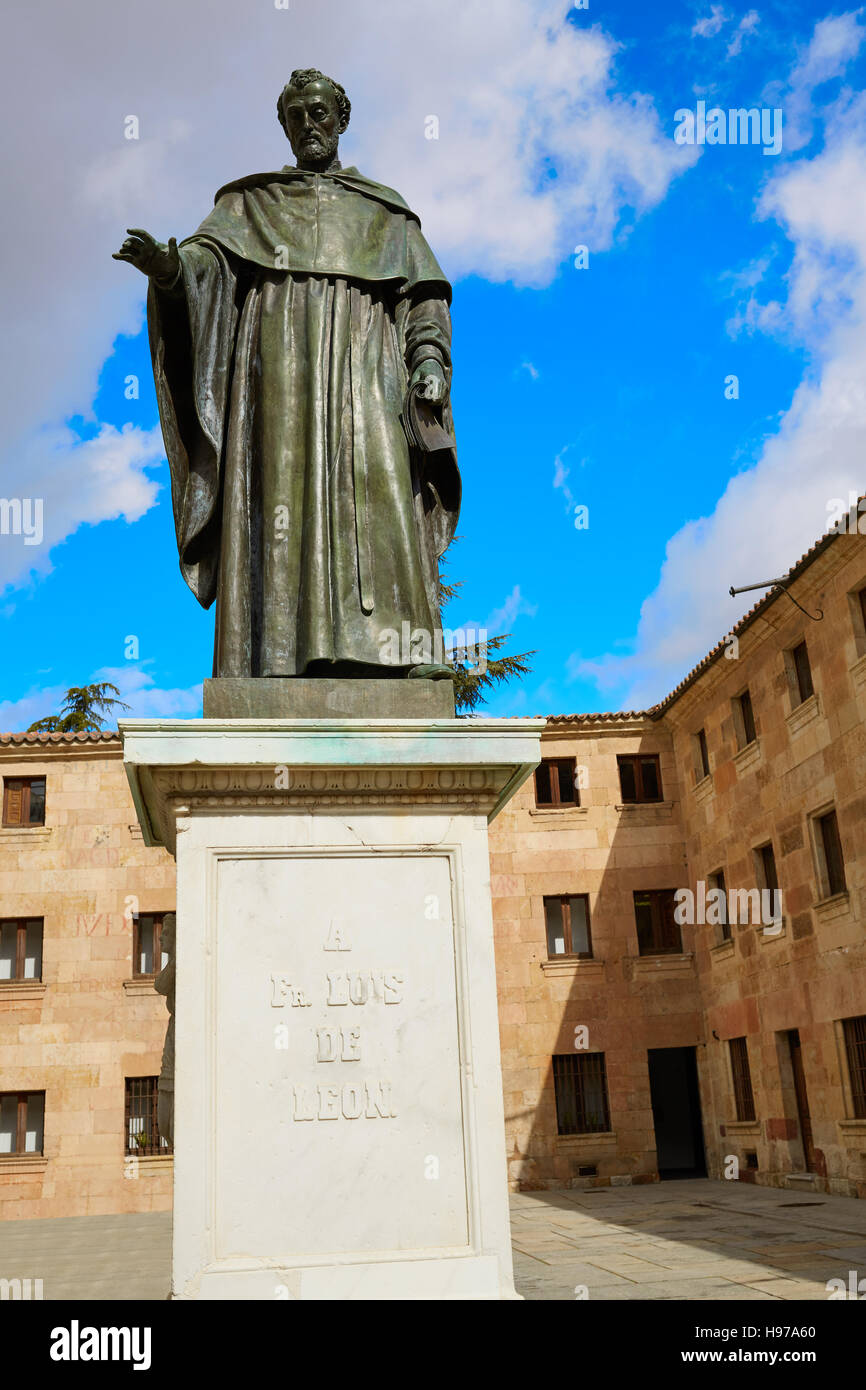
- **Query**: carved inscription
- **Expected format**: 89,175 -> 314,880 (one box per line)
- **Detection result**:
270,925 -> 403,1121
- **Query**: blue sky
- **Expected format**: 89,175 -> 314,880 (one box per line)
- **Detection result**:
2,0 -> 865,727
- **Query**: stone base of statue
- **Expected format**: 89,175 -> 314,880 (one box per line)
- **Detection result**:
121,713 -> 542,1301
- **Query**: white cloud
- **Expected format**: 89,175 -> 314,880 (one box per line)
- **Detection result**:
553,446 -> 575,513
778,11 -> 866,151
571,77 -> 866,710
0,0 -> 692,598
0,665 -> 201,733
727,10 -> 759,59
693,6 -> 729,39
484,585 -> 539,634
0,424 -> 165,593
0,684 -> 69,735
91,665 -> 202,719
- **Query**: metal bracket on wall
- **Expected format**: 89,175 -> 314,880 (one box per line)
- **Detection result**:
729,578 -> 824,622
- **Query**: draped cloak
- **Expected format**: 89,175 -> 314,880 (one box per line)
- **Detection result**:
147,164 -> 460,677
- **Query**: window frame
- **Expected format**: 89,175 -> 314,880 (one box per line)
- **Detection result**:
552,1052 -> 612,1135
617,754 -> 663,805
534,757 -> 579,808
729,1037 -> 756,1122
708,869 -> 730,942
0,917 -> 43,982
633,888 -> 682,956
132,913 -> 169,981
842,1016 -> 866,1120
2,776 -> 46,828
695,729 -> 710,782
789,640 -> 815,707
812,808 -> 847,900
735,688 -> 757,748
542,893 -> 593,960
0,1090 -> 45,1156
124,1076 -> 172,1156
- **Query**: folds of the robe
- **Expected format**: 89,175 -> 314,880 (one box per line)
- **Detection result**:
148,238 -> 460,677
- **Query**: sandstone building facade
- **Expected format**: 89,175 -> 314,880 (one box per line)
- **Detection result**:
491,524 -> 866,1198
1,523 -> 864,1218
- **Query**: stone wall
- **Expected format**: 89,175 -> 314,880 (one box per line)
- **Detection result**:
0,737 -> 175,1219
668,538 -> 866,1197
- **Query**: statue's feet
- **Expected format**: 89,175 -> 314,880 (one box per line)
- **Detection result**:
408,662 -> 455,681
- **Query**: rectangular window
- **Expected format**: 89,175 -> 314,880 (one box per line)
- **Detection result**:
543,894 -> 592,958
633,889 -> 682,956
2,777 -> 46,828
843,1016 -> 866,1120
617,754 -> 663,804
756,842 -> 779,895
738,690 -> 757,747
815,810 -> 847,899
0,919 -> 43,982
132,914 -> 170,979
729,1037 -> 756,1122
708,869 -> 730,942
124,1077 -> 172,1156
552,1053 -> 611,1135
534,758 -> 578,808
791,640 -> 814,706
0,1091 -> 45,1155
695,729 -> 710,781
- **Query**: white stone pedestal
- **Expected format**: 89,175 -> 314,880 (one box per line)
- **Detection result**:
121,717 -> 542,1300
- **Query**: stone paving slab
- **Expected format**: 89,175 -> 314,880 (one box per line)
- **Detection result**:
0,1180 -> 864,1300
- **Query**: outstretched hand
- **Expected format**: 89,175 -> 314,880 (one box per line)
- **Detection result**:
112,229 -> 180,284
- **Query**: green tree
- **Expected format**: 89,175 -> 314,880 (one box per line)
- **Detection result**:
28,683 -> 131,733
439,543 -> 535,714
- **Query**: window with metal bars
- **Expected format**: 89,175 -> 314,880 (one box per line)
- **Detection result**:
633,889 -> 682,956
132,914 -> 170,979
543,894 -> 592,958
729,1037 -> 756,1121
843,1016 -> 866,1119
0,918 -> 43,981
534,758 -> 579,807
0,1091 -> 45,1154
617,754 -> 663,804
815,809 -> 847,899
2,777 -> 46,827
552,1053 -> 611,1134
124,1077 -> 172,1156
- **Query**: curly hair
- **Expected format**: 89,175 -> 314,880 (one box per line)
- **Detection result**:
277,69 -> 352,137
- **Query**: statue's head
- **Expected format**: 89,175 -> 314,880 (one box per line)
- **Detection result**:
277,69 -> 351,170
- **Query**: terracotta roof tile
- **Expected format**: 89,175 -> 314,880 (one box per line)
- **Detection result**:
0,730 -> 120,745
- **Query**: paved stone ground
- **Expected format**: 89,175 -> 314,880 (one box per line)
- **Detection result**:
2,1180 -> 865,1300
512,1180 -> 866,1300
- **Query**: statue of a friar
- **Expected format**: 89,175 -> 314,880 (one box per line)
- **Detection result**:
114,69 -> 460,681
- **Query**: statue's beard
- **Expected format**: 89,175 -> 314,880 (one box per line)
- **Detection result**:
295,132 -> 339,167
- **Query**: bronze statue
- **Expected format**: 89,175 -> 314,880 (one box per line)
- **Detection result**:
114,70 -> 459,681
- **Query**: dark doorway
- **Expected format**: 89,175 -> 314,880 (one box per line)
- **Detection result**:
648,1047 -> 706,1179
787,1030 -> 816,1171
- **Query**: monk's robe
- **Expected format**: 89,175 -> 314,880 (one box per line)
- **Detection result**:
147,163 -> 460,678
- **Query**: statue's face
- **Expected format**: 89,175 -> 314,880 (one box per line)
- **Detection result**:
282,80 -> 341,168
